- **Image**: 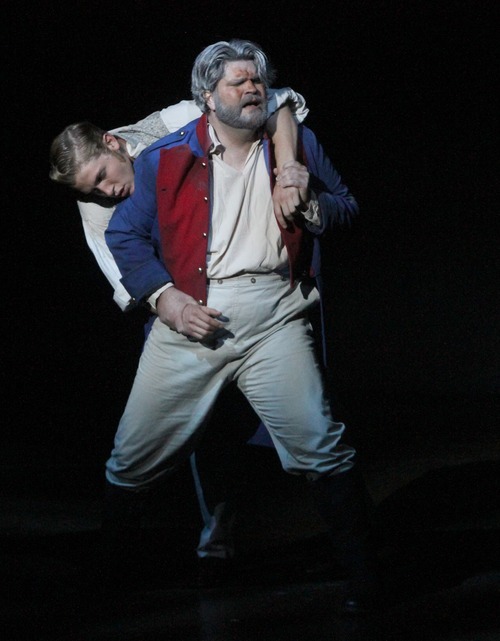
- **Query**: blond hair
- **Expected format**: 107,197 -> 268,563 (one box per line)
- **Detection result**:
49,121 -> 109,187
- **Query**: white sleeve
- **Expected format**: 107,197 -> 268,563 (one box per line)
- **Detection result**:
159,100 -> 203,133
267,87 -> 309,123
78,200 -> 133,311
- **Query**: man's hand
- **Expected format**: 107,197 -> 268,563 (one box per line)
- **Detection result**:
156,287 -> 225,340
272,160 -> 310,228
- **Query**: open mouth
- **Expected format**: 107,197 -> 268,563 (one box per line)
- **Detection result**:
242,98 -> 262,108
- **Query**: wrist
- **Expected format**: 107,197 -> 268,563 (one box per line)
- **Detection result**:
148,282 -> 174,312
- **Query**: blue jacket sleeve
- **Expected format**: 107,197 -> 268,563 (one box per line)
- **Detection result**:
105,149 -> 173,304
301,126 -> 359,232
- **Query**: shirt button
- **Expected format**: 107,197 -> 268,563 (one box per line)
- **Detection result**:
198,299 -> 204,305
204,196 -> 208,202
201,162 -> 207,167
250,277 -> 256,284
217,279 -> 223,284
202,232 -> 207,238
198,267 -> 203,273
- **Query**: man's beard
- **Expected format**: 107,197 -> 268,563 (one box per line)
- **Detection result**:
213,92 -> 267,130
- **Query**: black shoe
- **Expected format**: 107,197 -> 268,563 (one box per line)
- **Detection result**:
197,557 -> 235,588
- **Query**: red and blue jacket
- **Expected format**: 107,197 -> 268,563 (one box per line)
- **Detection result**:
106,114 -> 359,321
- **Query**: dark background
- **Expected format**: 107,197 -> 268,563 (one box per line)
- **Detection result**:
3,0 -> 498,475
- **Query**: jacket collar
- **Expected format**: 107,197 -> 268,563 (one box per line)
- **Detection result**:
195,114 -> 212,156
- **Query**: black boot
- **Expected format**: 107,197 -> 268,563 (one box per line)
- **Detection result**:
309,467 -> 379,616
90,481 -> 150,590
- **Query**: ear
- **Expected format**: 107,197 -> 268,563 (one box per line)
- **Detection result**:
102,133 -> 121,151
204,91 -> 215,112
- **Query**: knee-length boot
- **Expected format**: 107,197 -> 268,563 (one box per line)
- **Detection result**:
95,481 -> 150,586
309,467 -> 379,615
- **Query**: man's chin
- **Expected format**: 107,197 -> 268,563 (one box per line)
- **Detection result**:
240,109 -> 267,129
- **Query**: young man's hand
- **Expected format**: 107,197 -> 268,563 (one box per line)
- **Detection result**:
273,161 -> 310,228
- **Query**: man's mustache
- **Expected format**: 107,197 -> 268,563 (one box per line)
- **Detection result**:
241,96 -> 264,107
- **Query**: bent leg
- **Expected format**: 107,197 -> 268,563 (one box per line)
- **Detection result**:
237,315 -> 356,478
106,318 -> 228,488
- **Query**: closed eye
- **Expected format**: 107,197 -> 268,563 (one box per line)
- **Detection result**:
94,168 -> 106,187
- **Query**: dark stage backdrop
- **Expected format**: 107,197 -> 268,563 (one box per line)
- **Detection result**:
3,0 -> 497,466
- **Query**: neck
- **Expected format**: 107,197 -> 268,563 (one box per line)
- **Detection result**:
207,113 -> 261,170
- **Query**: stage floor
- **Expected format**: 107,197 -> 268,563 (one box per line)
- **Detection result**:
2,393 -> 499,640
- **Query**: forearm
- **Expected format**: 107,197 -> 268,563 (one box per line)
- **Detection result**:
266,105 -> 303,224
267,105 -> 298,171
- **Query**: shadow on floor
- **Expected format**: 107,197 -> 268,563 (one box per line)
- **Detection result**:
1,456 -> 499,640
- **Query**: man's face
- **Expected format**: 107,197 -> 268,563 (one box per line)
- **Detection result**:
74,134 -> 135,198
207,60 -> 267,130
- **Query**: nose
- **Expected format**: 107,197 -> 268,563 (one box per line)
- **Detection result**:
101,183 -> 115,197
243,79 -> 259,93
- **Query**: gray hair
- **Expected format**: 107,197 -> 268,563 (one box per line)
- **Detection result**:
191,39 -> 276,113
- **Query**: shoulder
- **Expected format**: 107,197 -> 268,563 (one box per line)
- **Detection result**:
140,118 -> 202,159
159,100 -> 202,133
110,111 -> 169,152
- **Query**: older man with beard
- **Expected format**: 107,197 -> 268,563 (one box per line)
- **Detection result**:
104,39 -> 377,619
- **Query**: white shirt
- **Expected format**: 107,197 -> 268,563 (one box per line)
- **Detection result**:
77,89 -> 310,310
207,135 -> 289,279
